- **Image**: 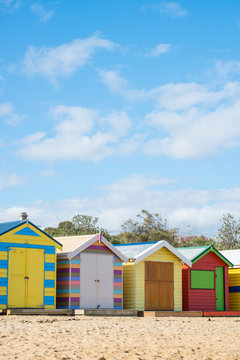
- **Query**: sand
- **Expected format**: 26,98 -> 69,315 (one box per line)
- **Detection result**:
0,315 -> 239,360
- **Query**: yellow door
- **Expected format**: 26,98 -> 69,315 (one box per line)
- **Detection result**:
8,248 -> 26,307
8,248 -> 44,308
26,249 -> 44,308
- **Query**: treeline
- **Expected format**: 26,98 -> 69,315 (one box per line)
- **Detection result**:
44,210 -> 240,250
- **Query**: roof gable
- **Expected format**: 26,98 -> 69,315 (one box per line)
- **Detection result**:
0,220 -> 62,250
178,245 -> 233,267
56,234 -> 128,262
115,241 -> 192,266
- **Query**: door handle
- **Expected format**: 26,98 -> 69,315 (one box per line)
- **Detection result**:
94,279 -> 100,282
24,277 -> 29,280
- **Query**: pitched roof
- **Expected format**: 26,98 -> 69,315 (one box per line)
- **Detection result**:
55,234 -> 128,262
177,245 -> 233,267
0,219 -> 62,250
55,235 -> 95,253
115,240 -> 192,266
177,246 -> 209,261
0,220 -> 25,236
220,249 -> 240,267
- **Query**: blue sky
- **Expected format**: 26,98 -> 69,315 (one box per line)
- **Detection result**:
1,0 -> 240,236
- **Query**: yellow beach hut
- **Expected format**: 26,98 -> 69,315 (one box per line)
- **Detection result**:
0,213 -> 62,310
221,249 -> 240,310
114,241 -> 192,311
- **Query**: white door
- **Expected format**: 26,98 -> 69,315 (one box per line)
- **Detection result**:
97,254 -> 114,309
80,253 -> 114,309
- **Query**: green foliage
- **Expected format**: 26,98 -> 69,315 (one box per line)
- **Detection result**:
44,214 -> 110,239
177,235 -> 216,248
113,209 -> 178,246
217,213 -> 240,249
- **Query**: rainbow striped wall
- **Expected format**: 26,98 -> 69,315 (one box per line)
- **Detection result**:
56,240 -> 123,309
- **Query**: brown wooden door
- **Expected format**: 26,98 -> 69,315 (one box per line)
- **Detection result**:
145,261 -> 174,311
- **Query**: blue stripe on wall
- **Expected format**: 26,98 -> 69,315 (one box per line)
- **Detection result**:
44,279 -> 55,288
114,262 -> 122,267
57,260 -> 69,265
57,276 -> 69,281
0,278 -> 7,286
71,259 -> 80,264
229,286 -> 240,293
57,289 -> 69,294
45,262 -> 55,271
70,276 -> 79,281
0,260 -> 8,269
114,306 -> 122,310
114,278 -> 122,283
0,295 -> 7,304
44,296 -> 55,305
114,290 -> 122,294
71,289 -> 80,293
0,243 -> 55,254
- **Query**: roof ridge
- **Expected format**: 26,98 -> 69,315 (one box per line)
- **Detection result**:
115,241 -> 158,246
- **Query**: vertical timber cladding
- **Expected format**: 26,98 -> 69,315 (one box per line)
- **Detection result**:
82,240 -> 123,309
8,248 -> 45,308
56,257 -> 70,309
229,268 -> 240,310
145,261 -> 174,311
0,220 -> 61,310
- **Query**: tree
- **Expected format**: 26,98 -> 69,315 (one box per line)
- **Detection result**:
177,235 -> 216,248
113,209 -> 178,246
217,213 -> 240,249
44,214 -> 110,239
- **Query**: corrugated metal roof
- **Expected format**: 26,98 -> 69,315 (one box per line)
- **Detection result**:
177,246 -> 209,261
220,249 -> 240,267
55,234 -> 96,253
0,220 -> 25,236
114,241 -> 158,259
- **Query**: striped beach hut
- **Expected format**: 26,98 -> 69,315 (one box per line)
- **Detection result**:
221,249 -> 240,310
114,241 -> 191,311
178,245 -> 233,311
0,213 -> 62,310
56,234 -> 127,309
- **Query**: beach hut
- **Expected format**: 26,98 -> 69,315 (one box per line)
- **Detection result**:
114,241 -> 192,311
55,234 -> 127,309
220,249 -> 240,310
0,213 -> 62,310
178,245 -> 233,311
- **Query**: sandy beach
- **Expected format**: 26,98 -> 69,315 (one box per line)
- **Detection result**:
0,315 -> 239,360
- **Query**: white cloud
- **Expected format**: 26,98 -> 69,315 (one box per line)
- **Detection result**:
19,106 -> 131,162
98,69 -> 147,100
22,35 -> 116,82
148,43 -> 171,57
142,2 -> 188,18
30,3 -> 54,22
0,0 -> 22,11
0,174 -> 239,236
0,102 -> 25,125
99,67 -> 240,159
144,82 -> 240,158
0,173 -> 24,191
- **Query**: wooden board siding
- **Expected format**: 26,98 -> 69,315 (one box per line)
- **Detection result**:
0,223 -> 58,310
229,268 -> 240,310
145,262 -> 174,311
122,263 -> 135,309
114,255 -> 123,309
70,256 -> 80,309
57,240 -> 123,310
183,251 -> 229,311
56,257 -> 70,309
135,247 -> 182,311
